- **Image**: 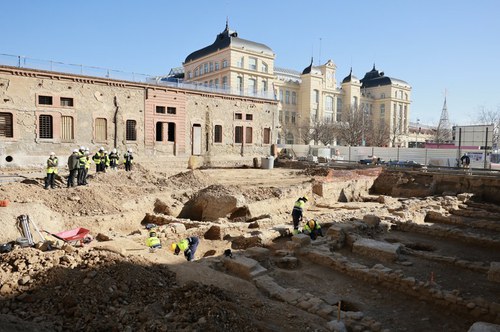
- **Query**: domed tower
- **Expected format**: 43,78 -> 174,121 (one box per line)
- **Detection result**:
299,58 -> 324,124
340,68 -> 361,115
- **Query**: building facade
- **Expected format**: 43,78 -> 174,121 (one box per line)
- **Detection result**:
181,24 -> 412,147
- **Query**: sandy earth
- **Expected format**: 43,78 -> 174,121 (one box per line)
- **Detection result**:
0,163 -> 499,331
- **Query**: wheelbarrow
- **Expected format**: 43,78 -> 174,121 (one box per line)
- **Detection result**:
44,227 -> 91,246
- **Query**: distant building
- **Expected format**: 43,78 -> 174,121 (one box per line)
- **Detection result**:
179,23 -> 412,147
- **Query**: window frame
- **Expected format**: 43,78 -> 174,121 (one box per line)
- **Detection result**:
214,124 -> 223,143
126,119 -> 137,141
38,114 -> 53,139
95,117 -> 108,142
0,112 -> 14,138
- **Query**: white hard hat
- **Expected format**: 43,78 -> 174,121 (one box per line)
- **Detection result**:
128,148 -> 133,153
79,146 -> 85,150
99,147 -> 104,151
104,150 -> 108,154
73,149 -> 78,153
50,152 -> 55,156
112,148 -> 117,153
85,147 -> 89,151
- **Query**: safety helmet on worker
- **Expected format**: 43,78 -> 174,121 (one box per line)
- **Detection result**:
149,231 -> 157,238
99,147 -> 104,151
112,148 -> 117,153
79,146 -> 85,151
302,196 -> 308,202
308,220 -> 316,229
170,243 -> 177,252
73,149 -> 79,153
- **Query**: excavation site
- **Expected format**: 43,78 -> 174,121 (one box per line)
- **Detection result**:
0,162 -> 499,332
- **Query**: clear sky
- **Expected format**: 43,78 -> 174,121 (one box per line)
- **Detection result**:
1,0 -> 499,126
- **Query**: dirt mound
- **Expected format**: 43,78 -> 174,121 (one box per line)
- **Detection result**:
298,167 -> 331,177
167,170 -> 211,190
0,247 -> 258,331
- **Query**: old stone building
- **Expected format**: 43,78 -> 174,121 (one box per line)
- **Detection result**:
0,65 -> 278,168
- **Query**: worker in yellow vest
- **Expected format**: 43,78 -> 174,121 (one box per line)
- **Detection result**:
170,237 -> 199,261
44,152 -> 58,189
146,230 -> 162,251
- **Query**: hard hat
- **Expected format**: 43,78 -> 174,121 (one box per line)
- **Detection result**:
302,196 -> 308,202
50,152 -> 55,156
128,148 -> 133,153
170,243 -> 177,252
99,147 -> 104,151
112,148 -> 117,153
85,147 -> 89,151
73,149 -> 78,153
308,220 -> 315,228
79,146 -> 85,151
104,150 -> 108,154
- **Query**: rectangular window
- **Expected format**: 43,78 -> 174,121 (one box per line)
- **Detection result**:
214,125 -> 222,143
209,62 -> 213,72
215,62 -> 220,71
126,119 -> 137,141
279,90 -> 283,102
237,57 -> 244,68
291,112 -> 296,124
222,60 -> 228,68
167,107 -> 176,114
167,122 -> 175,142
263,128 -> 271,144
285,91 -> 290,104
61,116 -> 74,141
60,97 -> 74,107
279,111 -> 283,122
292,92 -> 297,105
39,114 -> 53,139
0,112 -> 13,138
246,114 -> 253,121
245,127 -> 253,144
248,57 -> 257,70
204,63 -> 208,74
235,113 -> 243,120
261,62 -> 268,73
38,95 -> 53,105
222,76 -> 228,89
156,106 -> 166,114
235,126 -> 243,143
285,111 -> 290,123
314,90 -> 319,103
95,118 -> 107,141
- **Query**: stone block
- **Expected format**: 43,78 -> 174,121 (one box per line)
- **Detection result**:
327,320 -> 347,332
279,288 -> 302,304
352,238 -> 401,262
253,275 -> 285,299
291,233 -> 311,247
488,262 -> 500,283
204,225 -> 222,240
467,322 -> 500,332
244,246 -> 270,260
169,222 -> 186,234
327,226 -> 346,249
363,214 -> 381,227
224,255 -> 267,280
231,235 -> 262,249
275,256 -> 299,269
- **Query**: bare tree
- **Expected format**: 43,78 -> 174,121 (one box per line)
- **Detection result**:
319,122 -> 336,146
334,105 -> 364,146
475,105 -> 500,147
299,119 -> 324,145
367,122 -> 390,147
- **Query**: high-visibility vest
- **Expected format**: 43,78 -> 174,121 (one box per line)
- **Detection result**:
303,221 -> 321,233
78,152 -> 86,168
47,157 -> 58,174
146,236 -> 161,248
176,238 -> 189,251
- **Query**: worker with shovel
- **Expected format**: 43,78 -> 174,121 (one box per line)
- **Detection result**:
291,196 -> 308,234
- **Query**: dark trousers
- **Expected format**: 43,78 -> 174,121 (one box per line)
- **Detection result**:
186,237 -> 199,261
67,169 -> 77,187
77,167 -> 85,185
44,173 -> 55,189
83,168 -> 89,184
292,214 -> 302,230
125,162 -> 132,171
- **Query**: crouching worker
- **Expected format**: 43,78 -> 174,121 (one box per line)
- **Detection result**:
170,236 -> 199,261
303,219 -> 323,240
146,230 -> 162,250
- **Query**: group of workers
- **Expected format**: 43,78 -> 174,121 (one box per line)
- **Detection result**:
43,146 -> 134,189
291,196 -> 323,240
146,227 -> 199,262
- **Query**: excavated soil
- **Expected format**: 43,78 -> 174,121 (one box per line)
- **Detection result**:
0,165 -> 499,331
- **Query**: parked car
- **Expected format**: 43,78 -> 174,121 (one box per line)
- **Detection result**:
386,160 -> 422,168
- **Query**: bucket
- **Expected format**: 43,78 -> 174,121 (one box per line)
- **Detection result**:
16,237 -> 30,248
261,156 -> 275,170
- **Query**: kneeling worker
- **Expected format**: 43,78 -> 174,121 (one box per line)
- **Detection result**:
146,229 -> 162,250
303,219 -> 323,240
170,236 -> 199,261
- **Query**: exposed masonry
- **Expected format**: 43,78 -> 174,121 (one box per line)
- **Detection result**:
0,65 -> 278,168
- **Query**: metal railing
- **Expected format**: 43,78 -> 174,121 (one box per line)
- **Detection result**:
0,53 -> 277,100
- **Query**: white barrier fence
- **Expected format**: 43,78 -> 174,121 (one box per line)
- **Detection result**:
277,145 -> 492,169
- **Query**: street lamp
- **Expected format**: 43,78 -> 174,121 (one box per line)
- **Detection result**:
415,119 -> 420,148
